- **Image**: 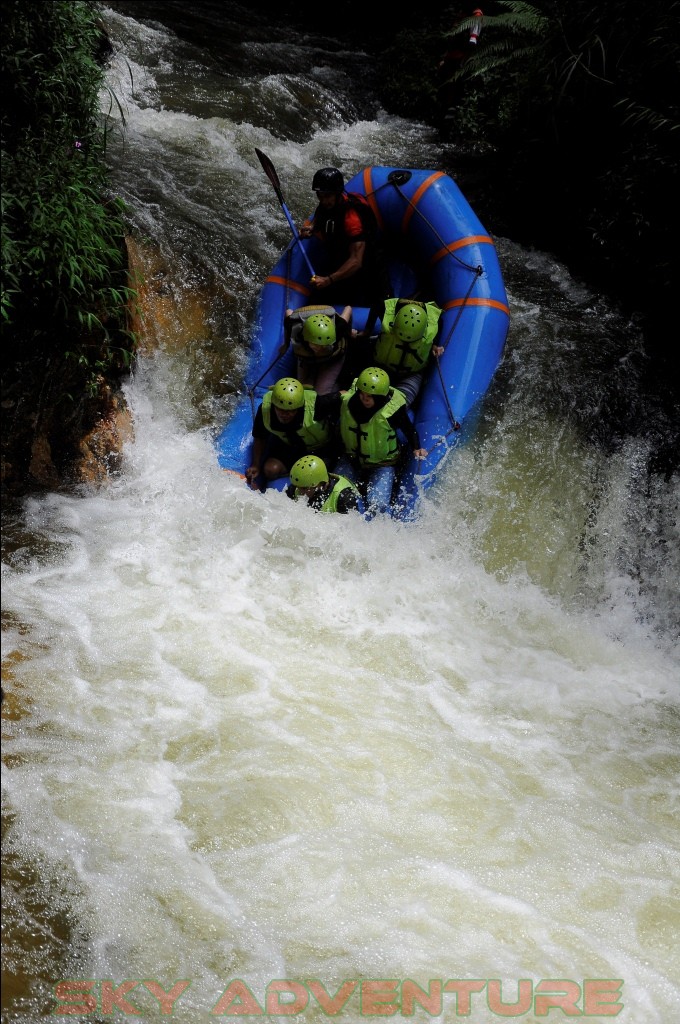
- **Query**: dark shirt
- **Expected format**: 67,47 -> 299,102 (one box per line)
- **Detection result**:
386,404 -> 420,451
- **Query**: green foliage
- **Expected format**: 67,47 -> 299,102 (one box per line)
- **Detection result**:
377,28 -> 445,125
379,1 -> 677,325
455,0 -> 679,136
462,1 -> 677,292
1,0 -> 136,390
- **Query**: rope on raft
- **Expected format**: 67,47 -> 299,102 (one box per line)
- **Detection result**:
369,175 -> 482,436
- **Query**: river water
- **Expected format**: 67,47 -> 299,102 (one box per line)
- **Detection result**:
2,3 -> 679,1022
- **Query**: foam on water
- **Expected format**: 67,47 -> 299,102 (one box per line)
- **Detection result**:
3,351 -> 679,1022
3,5 -> 678,1021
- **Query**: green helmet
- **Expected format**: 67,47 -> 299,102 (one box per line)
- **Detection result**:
271,377 -> 305,410
357,367 -> 390,396
393,303 -> 427,342
302,313 -> 336,347
290,455 -> 329,488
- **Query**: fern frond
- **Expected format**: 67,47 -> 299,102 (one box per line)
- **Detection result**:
615,98 -> 680,133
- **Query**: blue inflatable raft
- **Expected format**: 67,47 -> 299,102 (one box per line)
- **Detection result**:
215,166 -> 510,519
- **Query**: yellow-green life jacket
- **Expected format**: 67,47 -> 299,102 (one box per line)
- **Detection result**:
294,473 -> 360,512
339,382 -> 406,467
374,298 -> 443,376
262,389 -> 331,449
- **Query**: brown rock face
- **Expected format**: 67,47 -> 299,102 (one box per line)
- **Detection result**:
2,235 -> 227,496
75,389 -> 135,485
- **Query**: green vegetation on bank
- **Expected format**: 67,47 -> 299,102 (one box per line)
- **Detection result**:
378,0 -> 678,349
1,0 -> 135,488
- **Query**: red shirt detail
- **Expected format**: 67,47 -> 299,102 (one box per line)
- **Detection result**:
343,205 -> 364,239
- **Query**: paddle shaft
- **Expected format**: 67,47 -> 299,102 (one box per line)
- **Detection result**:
255,148 -> 316,278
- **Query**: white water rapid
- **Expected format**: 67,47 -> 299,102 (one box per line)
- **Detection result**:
2,4 -> 678,1022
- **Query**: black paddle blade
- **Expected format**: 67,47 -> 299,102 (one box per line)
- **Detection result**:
255,148 -> 283,204
254,147 -> 317,276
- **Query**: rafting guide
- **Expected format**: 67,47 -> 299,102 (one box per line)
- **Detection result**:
52,976 -> 624,1016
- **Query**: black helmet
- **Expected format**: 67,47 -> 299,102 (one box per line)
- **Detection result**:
312,167 -> 344,193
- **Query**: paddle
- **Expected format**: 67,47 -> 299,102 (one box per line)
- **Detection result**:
255,148 -> 316,279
